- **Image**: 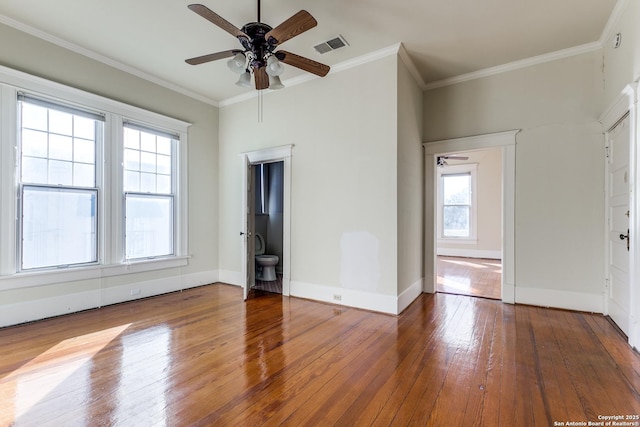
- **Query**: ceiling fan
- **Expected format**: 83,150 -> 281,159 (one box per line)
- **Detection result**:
437,155 -> 469,166
185,1 -> 330,91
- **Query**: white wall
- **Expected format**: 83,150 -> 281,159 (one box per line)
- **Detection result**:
219,53 -> 413,312
424,51 -> 605,312
0,23 -> 219,326
397,59 -> 424,303
437,147 -> 502,259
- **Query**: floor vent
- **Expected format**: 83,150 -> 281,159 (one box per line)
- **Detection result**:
314,35 -> 349,54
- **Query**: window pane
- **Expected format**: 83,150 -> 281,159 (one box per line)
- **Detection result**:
21,129 -> 48,157
74,116 -> 95,140
157,137 -> 171,155
49,134 -> 73,161
22,157 -> 48,184
124,148 -> 141,171
140,172 -> 156,193
125,195 -> 173,259
22,186 -> 97,270
124,171 -> 140,192
21,103 -> 48,131
49,109 -> 73,135
74,163 -> 95,187
48,160 -> 73,186
140,132 -> 156,152
140,151 -> 156,173
157,154 -> 171,174
157,174 -> 171,194
443,174 -> 470,204
443,206 -> 470,237
74,138 -> 95,163
124,127 -> 139,149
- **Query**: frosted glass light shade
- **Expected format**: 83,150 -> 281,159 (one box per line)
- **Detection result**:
269,75 -> 284,90
266,55 -> 285,76
236,71 -> 252,88
227,53 -> 246,74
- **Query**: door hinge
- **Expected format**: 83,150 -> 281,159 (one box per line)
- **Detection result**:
605,146 -> 610,158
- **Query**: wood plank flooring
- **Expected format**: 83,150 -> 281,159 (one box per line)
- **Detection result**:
1,284 -> 639,426
437,256 -> 502,300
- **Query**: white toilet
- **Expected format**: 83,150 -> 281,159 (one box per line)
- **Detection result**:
255,233 -> 279,281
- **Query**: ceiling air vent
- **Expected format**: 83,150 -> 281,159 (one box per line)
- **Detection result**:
314,35 -> 349,54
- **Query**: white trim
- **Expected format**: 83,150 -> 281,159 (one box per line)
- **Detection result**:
290,280 -> 398,315
220,44 -> 404,107
600,82 -> 639,350
436,248 -> 501,259
397,43 -> 426,89
397,278 -> 423,314
0,270 -> 219,328
515,287 -> 603,314
424,130 -> 518,303
0,13 -> 220,107
424,42 -> 602,91
599,0 -> 630,47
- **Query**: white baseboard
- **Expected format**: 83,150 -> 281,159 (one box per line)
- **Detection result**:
437,248 -> 501,259
398,278 -> 423,314
0,269 -> 219,328
515,286 -> 603,313
290,280 -> 421,315
218,270 -> 243,287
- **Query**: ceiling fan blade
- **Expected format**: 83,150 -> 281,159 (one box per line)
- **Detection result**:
276,51 -> 330,77
265,10 -> 317,46
254,67 -> 269,90
445,156 -> 469,160
188,4 -> 248,39
185,50 -> 240,65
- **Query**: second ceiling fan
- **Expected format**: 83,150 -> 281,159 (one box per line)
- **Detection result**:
185,1 -> 330,90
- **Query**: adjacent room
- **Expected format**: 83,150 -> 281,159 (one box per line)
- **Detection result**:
0,0 -> 639,425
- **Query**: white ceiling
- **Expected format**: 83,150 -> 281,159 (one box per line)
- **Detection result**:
0,0 -> 619,105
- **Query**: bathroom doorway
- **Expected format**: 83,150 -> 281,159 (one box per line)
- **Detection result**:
252,161 -> 284,295
241,145 -> 292,299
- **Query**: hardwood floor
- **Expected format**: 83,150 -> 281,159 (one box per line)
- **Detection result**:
437,256 -> 502,300
1,284 -> 639,426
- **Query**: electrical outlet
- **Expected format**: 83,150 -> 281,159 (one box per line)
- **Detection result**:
333,294 -> 342,301
130,288 -> 141,296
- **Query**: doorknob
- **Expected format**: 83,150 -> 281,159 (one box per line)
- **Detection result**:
620,229 -> 630,251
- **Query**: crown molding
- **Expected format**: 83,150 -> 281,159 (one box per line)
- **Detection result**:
599,0 -> 629,46
0,14 -> 220,107
398,43 -> 426,89
423,41 -> 602,91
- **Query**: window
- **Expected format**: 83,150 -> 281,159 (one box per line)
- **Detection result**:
123,124 -> 176,260
18,96 -> 102,270
438,164 -> 477,241
0,69 -> 189,288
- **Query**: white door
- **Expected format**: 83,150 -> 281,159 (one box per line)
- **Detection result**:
606,113 -> 632,336
241,156 -> 255,300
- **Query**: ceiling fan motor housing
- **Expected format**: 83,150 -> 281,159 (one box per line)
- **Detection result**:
239,22 -> 274,69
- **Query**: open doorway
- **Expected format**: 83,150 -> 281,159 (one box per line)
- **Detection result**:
252,161 -> 284,295
435,148 -> 503,300
241,145 -> 292,300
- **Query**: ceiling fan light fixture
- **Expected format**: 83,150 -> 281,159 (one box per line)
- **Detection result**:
227,53 -> 247,74
235,71 -> 252,87
268,75 -> 284,89
265,55 -> 285,77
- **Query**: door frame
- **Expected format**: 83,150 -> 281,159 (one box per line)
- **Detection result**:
600,82 -> 639,349
424,130 -> 518,303
241,145 -> 292,297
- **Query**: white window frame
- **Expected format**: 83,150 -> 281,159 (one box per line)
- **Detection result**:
0,65 -> 190,291
437,163 -> 478,244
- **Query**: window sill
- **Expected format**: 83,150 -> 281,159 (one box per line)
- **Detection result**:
0,256 -> 190,291
437,238 -> 478,245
